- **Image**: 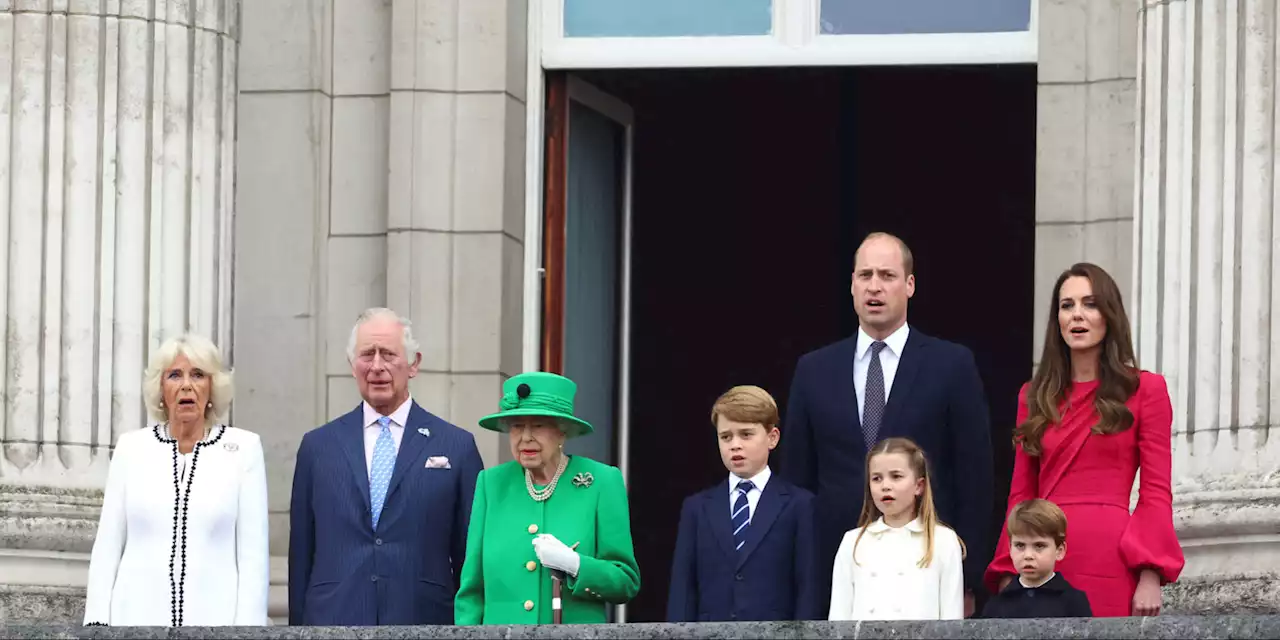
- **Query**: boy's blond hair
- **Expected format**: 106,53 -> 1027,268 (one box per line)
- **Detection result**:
710,385 -> 779,429
1006,498 -> 1068,547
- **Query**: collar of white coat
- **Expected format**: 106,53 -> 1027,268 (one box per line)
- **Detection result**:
866,516 -> 924,534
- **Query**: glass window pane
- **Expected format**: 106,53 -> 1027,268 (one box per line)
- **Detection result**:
564,0 -> 772,37
820,0 -> 1031,35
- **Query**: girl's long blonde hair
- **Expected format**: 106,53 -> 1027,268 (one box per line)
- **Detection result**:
852,437 -> 966,568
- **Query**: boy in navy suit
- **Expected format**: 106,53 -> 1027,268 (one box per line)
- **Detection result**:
667,386 -> 819,622
982,499 -> 1092,618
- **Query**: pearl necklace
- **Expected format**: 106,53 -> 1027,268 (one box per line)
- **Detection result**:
525,454 -> 569,502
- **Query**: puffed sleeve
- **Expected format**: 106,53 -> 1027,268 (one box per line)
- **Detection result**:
984,383 -> 1039,594
1118,372 -> 1185,584
83,432 -> 133,625
565,465 -> 641,603
937,527 -> 965,620
454,469 -> 490,625
827,530 -> 857,621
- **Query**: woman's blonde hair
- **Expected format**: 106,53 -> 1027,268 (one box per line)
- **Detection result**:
143,334 -> 234,424
852,437 -> 966,568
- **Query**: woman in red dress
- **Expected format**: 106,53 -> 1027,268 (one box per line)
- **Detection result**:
985,263 -> 1184,617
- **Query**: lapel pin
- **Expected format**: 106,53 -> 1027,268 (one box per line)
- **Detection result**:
223,442 -> 239,452
417,427 -> 431,437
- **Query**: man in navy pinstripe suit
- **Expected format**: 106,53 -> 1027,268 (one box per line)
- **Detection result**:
288,308 -> 484,625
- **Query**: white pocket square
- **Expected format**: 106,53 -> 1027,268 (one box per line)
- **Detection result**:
425,456 -> 451,469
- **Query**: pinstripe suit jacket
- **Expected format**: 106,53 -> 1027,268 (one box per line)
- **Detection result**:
288,401 -> 483,625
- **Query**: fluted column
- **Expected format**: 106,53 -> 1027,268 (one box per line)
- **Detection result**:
0,0 -> 237,621
1134,0 -> 1280,614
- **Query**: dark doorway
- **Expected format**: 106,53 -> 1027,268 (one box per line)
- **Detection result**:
570,65 -> 1036,622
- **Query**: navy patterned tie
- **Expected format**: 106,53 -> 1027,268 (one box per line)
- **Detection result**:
731,480 -> 754,551
863,341 -> 887,450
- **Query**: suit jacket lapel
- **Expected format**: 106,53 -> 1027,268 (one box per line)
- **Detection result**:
736,479 -> 789,569
340,407 -> 372,514
383,402 -> 433,506
703,483 -> 737,560
834,337 -> 863,445
882,328 -> 927,438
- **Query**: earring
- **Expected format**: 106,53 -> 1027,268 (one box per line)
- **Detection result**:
206,402 -> 213,408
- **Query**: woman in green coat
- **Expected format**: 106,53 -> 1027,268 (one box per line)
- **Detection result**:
454,372 -> 641,625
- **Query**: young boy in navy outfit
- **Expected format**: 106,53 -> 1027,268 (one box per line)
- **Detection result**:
982,499 -> 1093,618
667,386 -> 819,622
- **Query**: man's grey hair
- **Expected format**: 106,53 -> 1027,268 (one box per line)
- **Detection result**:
346,307 -> 421,361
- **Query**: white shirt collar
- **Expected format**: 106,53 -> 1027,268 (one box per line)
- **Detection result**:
866,516 -> 924,534
363,396 -> 413,429
729,465 -> 772,494
856,323 -> 910,360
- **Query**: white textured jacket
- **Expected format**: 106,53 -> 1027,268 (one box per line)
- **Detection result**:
83,425 -> 269,626
828,517 -> 964,621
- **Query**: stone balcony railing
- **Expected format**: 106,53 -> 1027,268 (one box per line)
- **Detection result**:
3,616 -> 1279,640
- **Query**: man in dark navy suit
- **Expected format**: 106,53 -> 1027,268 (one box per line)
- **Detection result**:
667,386 -> 819,622
778,232 -> 993,618
288,308 -> 484,625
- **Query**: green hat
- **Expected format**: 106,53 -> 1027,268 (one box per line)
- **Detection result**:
477,372 -> 594,439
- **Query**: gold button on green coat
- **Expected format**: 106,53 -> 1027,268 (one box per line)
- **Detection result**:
523,600 -> 534,611
528,524 -> 538,534
525,561 -> 536,572
454,456 -> 641,625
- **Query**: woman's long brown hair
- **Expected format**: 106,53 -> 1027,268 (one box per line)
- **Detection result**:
1016,263 -> 1140,456
852,437 -> 966,567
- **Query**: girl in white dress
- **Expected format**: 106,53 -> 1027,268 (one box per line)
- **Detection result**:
828,437 -> 965,621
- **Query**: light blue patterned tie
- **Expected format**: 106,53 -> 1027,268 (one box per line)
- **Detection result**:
732,480 -> 754,551
369,416 -> 396,530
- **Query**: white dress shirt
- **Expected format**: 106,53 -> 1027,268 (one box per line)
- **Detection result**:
727,465 -> 772,519
854,323 -> 910,421
362,397 -> 413,475
828,517 -> 964,621
83,425 -> 270,626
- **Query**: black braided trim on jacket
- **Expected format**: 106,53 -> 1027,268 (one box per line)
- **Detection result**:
152,424 -> 227,627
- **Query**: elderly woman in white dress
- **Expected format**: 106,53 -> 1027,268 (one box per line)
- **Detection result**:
83,334 -> 269,626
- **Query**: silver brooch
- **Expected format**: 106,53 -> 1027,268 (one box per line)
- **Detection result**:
417,427 -> 431,437
572,472 -> 593,488
223,442 -> 239,452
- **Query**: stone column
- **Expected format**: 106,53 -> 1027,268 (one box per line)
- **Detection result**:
1033,0 -> 1139,369
0,0 -> 238,622
1134,0 -> 1280,613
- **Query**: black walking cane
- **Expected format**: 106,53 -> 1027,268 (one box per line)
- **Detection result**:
551,542 -> 580,624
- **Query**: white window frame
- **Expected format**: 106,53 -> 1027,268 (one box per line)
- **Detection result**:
539,0 -> 1038,69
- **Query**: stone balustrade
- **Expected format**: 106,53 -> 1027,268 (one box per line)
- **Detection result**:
2,616 -> 1279,640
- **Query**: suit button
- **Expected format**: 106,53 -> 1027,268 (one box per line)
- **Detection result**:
735,574 -> 743,581
870,571 -> 877,577
528,524 -> 539,534
375,538 -> 383,546
370,575 -> 378,582
526,561 -> 537,571
524,600 -> 534,611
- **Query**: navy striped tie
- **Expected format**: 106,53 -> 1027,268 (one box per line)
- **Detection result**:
732,480 -> 754,551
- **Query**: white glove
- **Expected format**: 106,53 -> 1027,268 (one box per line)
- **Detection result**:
532,533 -> 581,577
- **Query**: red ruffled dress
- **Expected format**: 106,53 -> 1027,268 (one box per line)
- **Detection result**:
984,371 -> 1185,617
